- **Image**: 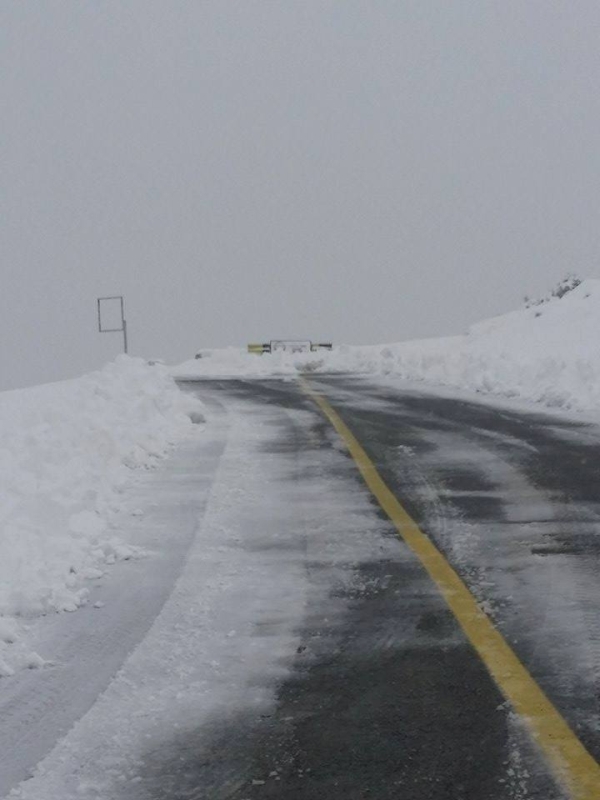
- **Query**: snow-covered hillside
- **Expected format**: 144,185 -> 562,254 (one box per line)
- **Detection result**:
174,278 -> 600,414
0,357 -> 203,677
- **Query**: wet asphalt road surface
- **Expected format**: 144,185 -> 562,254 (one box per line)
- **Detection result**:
163,376 -> 600,800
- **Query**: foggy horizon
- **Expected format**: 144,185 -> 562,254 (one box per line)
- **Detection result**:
3,1 -> 600,390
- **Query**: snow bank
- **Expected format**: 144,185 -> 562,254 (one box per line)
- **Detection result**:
173,279 -> 600,414
175,347 -> 319,378
345,278 -> 600,412
0,357 -> 203,675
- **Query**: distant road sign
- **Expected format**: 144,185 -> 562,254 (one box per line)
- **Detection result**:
270,340 -> 311,353
97,296 -> 128,354
247,341 -> 333,355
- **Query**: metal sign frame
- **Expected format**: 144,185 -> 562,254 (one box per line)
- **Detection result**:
97,295 -> 128,354
247,340 -> 333,355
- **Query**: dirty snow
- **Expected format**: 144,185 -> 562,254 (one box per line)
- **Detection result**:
0,356 -> 203,676
174,278 -> 600,415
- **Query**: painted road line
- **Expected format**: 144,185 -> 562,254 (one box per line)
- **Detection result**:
300,377 -> 600,800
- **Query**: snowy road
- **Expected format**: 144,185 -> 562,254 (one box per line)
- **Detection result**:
4,376 -> 600,799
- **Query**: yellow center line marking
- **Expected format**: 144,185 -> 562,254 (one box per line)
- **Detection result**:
300,377 -> 600,800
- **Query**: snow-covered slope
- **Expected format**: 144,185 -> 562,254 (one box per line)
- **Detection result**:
0,357 -> 203,676
174,279 -> 600,414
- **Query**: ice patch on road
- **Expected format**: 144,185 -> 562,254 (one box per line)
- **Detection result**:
409,425 -> 600,743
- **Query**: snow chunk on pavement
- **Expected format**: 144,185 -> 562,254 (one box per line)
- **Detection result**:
0,356 -> 204,675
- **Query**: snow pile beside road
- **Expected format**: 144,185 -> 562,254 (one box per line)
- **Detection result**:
174,279 -> 600,413
176,347 -> 307,377
337,278 -> 600,412
0,357 -> 203,675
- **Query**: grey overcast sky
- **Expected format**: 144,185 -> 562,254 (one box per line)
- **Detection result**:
2,1 -> 600,390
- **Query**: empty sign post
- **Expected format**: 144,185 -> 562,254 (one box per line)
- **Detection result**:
97,295 -> 128,354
